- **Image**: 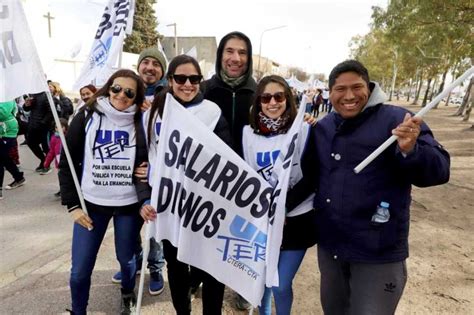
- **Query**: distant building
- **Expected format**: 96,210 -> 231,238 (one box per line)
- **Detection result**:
252,55 -> 290,79
161,36 -> 217,79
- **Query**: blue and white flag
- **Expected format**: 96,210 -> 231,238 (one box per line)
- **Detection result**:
146,94 -> 304,306
0,0 -> 48,101
73,0 -> 135,90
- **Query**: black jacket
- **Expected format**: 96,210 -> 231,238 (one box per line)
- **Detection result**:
202,31 -> 257,156
23,92 -> 54,130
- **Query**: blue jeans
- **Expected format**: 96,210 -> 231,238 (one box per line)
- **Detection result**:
70,208 -> 141,315
135,235 -> 165,273
259,249 -> 307,315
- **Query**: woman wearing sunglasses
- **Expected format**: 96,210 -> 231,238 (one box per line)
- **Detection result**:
59,69 -> 149,314
242,75 -> 317,315
140,54 -> 231,315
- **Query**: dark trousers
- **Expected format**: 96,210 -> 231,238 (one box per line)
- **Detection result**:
0,137 -> 23,186
318,246 -> 407,315
163,240 -> 225,315
27,126 -> 49,164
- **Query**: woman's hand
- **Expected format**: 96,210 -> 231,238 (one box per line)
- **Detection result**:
71,208 -> 94,230
140,204 -> 157,223
140,99 -> 152,112
134,162 -> 149,183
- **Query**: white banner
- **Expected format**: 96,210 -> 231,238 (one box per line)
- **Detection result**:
73,0 -> 135,90
0,0 -> 48,101
147,94 -> 304,306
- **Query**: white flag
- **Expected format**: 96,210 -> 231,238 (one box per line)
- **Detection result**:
0,0 -> 48,102
73,0 -> 135,90
185,46 -> 197,59
146,94 -> 298,306
264,96 -> 306,286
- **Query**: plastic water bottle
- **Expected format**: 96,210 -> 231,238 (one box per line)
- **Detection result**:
371,201 -> 390,225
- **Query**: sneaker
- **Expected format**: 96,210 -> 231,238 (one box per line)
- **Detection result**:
120,292 -> 136,315
112,271 -> 122,284
35,164 -> 44,172
0,189 -> 3,200
149,272 -> 164,295
39,167 -> 52,175
5,178 -> 26,190
234,294 -> 252,310
112,266 -> 141,284
54,191 -> 61,198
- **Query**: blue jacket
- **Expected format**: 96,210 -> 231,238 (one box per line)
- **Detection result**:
292,83 -> 450,263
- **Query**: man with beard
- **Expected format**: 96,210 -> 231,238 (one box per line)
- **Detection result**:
202,31 -> 257,311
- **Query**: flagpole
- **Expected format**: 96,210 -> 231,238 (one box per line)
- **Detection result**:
136,222 -> 152,314
354,66 -> 474,174
44,92 -> 89,217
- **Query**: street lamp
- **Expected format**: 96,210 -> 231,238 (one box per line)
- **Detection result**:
166,23 -> 178,57
257,25 -> 287,79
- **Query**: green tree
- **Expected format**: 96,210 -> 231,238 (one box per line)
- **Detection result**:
350,0 -> 472,105
123,0 -> 161,53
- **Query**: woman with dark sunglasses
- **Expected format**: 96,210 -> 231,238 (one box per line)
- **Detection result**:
242,75 -> 317,315
140,54 -> 232,315
59,69 -> 149,314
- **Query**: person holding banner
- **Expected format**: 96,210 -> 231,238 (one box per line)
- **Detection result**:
289,60 -> 450,314
59,69 -> 148,315
201,30 -> 257,311
242,75 -> 317,314
141,54 -> 232,315
111,46 -> 168,296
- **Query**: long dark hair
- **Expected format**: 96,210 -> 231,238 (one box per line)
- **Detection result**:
249,75 -> 297,131
147,55 -> 203,145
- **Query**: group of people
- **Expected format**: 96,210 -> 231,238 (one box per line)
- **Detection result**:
0,79 -> 76,199
2,29 -> 449,315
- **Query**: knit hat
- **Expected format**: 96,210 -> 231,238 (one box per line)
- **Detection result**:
137,47 -> 167,79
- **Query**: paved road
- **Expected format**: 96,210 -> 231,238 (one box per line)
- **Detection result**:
0,138 -> 180,314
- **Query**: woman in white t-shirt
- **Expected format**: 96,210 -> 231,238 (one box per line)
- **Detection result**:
242,75 -> 317,315
59,69 -> 148,314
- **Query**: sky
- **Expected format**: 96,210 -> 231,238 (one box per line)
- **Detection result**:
23,0 -> 388,78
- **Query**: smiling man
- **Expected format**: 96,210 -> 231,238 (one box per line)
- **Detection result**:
202,31 -> 257,158
137,47 -> 168,109
201,31 -> 257,311
289,59 -> 450,314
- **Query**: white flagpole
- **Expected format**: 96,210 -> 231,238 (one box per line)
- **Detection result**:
354,66 -> 474,174
44,91 -> 90,217
136,222 -> 152,314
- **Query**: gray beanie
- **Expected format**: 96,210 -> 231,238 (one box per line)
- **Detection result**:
137,47 -> 167,79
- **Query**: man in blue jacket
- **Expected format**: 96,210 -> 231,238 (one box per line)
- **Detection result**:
290,60 -> 450,314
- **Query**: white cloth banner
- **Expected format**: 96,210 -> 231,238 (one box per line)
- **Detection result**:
147,94 -> 305,306
0,0 -> 48,101
73,0 -> 135,90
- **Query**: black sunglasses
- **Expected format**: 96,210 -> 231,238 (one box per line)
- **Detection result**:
260,92 -> 286,104
110,84 -> 136,99
172,74 -> 203,85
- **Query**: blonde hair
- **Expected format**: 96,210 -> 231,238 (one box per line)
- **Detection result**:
49,81 -> 64,96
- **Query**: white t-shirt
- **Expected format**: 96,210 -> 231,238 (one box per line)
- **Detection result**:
242,124 -> 314,217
